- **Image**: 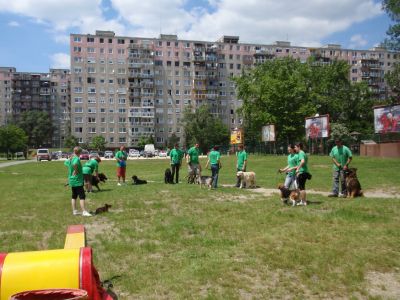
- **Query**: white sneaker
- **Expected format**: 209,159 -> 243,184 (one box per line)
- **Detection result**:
82,211 -> 92,217
117,182 -> 122,186
73,210 -> 80,215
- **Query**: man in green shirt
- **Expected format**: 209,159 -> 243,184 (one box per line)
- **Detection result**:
186,143 -> 201,183
65,146 -> 92,216
115,146 -> 127,186
206,146 -> 222,188
328,138 -> 352,198
236,144 -> 248,187
170,143 -> 184,184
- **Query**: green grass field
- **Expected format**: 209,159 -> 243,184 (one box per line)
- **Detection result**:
0,155 -> 399,299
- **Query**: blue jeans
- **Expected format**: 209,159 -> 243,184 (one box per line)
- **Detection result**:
211,164 -> 219,188
284,173 -> 296,189
332,169 -> 347,195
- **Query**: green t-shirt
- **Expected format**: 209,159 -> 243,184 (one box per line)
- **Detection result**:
208,150 -> 220,165
237,150 -> 248,170
82,159 -> 99,175
330,145 -> 352,171
187,146 -> 200,164
115,150 -> 127,167
287,153 -> 298,175
297,150 -> 309,174
67,156 -> 83,187
170,148 -> 184,165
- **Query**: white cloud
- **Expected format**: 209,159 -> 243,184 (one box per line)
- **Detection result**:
349,34 -> 368,48
0,0 -> 384,47
7,21 -> 20,27
50,53 -> 70,69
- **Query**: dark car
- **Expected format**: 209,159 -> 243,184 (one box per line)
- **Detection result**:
62,152 -> 71,159
79,150 -> 90,160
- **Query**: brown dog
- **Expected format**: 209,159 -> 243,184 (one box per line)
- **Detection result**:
345,168 -> 363,198
95,204 -> 112,215
278,184 -> 302,206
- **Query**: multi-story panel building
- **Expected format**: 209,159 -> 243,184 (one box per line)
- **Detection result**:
70,31 -> 399,148
0,68 -> 70,147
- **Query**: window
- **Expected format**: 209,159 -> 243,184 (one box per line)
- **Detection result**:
175,61 -> 180,67
74,107 -> 83,113
75,117 -> 83,123
88,127 -> 96,134
88,117 -> 96,123
155,60 -> 163,66
88,107 -> 96,113
74,37 -> 81,42
185,42 -> 190,48
88,87 -> 96,94
108,38 -> 113,44
155,51 -> 163,56
74,57 -> 83,63
167,41 -> 171,47
87,67 -> 96,73
108,48 -> 113,54
99,38 -> 104,43
74,97 -> 83,103
73,47 -> 81,52
117,39 -> 125,44
87,77 -> 96,84
158,41 -> 163,46
74,127 -> 83,133
87,47 -> 95,53
87,37 -> 94,43
74,87 -> 83,93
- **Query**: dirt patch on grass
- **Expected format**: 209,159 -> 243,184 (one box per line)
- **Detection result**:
366,271 -> 400,299
85,221 -> 120,242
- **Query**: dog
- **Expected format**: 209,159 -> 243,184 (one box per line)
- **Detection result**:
164,168 -> 174,184
92,173 -> 108,191
345,168 -> 363,198
277,184 -> 302,206
95,203 -> 112,215
197,175 -> 213,189
236,171 -> 256,189
132,175 -> 147,185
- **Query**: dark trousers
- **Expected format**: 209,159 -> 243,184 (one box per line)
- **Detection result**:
211,164 -> 219,188
171,164 -> 180,183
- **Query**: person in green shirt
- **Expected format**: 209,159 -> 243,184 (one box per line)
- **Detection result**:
65,146 -> 92,216
295,142 -> 310,206
205,146 -> 222,188
328,138 -> 353,198
279,144 -> 298,189
186,143 -> 201,183
235,144 -> 248,188
169,143 -> 184,184
115,146 -> 127,186
82,156 -> 101,192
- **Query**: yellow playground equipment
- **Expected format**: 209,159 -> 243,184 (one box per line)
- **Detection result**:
0,225 -> 113,300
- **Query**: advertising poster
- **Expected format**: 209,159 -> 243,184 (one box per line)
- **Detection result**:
261,124 -> 276,142
374,104 -> 400,134
230,128 -> 244,145
305,114 -> 329,139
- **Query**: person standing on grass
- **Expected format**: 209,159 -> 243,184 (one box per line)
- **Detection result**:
235,144 -> 248,188
186,143 -> 201,182
295,142 -> 310,206
205,146 -> 222,189
65,146 -> 91,216
115,146 -> 127,186
170,143 -> 184,184
82,156 -> 101,192
328,138 -> 352,198
279,144 -> 298,189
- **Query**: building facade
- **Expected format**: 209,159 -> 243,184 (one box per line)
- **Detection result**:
70,31 -> 398,149
0,68 -> 70,147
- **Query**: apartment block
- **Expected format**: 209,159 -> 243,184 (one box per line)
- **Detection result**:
0,68 -> 70,147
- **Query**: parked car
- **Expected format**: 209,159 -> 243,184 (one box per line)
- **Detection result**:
36,149 -> 51,161
144,144 -> 155,157
104,150 -> 114,159
129,149 -> 140,158
89,151 -> 99,159
61,152 -> 71,159
158,150 -> 168,157
139,150 -> 144,157
79,150 -> 90,160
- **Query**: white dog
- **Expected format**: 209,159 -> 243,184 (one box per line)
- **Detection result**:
236,171 -> 256,189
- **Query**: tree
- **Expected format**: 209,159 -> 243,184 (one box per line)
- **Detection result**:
17,111 -> 53,148
64,135 -> 79,150
167,133 -> 180,149
137,136 -> 154,148
382,0 -> 400,50
91,136 -> 107,151
0,125 -> 28,159
182,105 -> 230,154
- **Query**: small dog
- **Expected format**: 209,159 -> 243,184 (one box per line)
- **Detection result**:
95,203 -> 112,215
197,175 -> 213,189
132,175 -> 147,185
236,171 -> 256,189
278,184 -> 302,206
345,168 -> 363,198
92,173 -> 108,191
165,168 -> 174,184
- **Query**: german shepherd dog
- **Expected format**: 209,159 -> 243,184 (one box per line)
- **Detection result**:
197,175 -> 213,189
345,168 -> 363,198
132,175 -> 147,185
92,173 -> 108,191
95,203 -> 112,215
164,168 -> 174,184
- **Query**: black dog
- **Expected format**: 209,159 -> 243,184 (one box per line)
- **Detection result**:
132,175 -> 147,185
92,173 -> 108,191
164,168 -> 174,184
95,203 -> 112,215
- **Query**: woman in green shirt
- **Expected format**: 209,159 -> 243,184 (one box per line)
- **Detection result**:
205,146 -> 222,188
295,142 -> 309,206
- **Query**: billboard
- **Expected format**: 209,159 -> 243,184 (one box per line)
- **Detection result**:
374,104 -> 400,134
230,128 -> 244,145
305,114 -> 329,139
261,124 -> 276,142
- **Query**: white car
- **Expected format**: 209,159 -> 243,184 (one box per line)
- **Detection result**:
129,149 -> 140,158
158,150 -> 168,157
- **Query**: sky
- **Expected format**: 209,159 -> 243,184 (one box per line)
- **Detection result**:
0,0 -> 393,73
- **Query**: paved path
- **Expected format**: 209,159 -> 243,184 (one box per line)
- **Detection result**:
0,160 -> 35,168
